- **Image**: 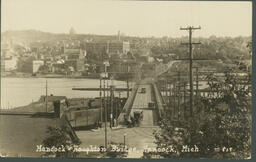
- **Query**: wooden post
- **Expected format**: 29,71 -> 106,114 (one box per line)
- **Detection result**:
177,71 -> 181,120
180,26 -> 201,117
173,82 -> 176,118
183,82 -> 186,120
100,77 -> 103,122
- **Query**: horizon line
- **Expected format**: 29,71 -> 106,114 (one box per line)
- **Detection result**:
1,29 -> 252,39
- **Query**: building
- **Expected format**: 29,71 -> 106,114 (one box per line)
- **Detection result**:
64,48 -> 85,72
0,57 -> 4,72
17,57 -> 32,73
4,57 -> 18,71
52,63 -> 66,74
32,60 -> 44,73
85,41 -> 130,57
84,42 -> 108,59
65,59 -> 84,72
108,41 -> 130,55
1,43 -> 16,72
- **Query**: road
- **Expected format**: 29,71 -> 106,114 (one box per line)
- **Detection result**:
76,84 -> 160,158
130,84 -> 158,127
76,126 -> 159,158
76,61 -> 179,158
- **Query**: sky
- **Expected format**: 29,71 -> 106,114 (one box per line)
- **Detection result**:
1,0 -> 252,38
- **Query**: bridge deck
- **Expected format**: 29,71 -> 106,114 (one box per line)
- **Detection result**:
130,84 -> 158,126
117,61 -> 176,125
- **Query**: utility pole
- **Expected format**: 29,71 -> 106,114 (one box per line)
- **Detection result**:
110,79 -> 114,128
85,98 -> 88,125
117,92 -> 121,126
177,71 -> 181,120
195,67 -> 199,98
165,79 -> 168,97
100,77 -> 103,122
183,82 -> 186,119
126,63 -> 130,98
45,80 -> 48,112
107,79 -> 109,108
127,78 -> 129,98
103,71 -> 107,148
169,81 -> 172,117
180,26 -> 201,117
167,79 -> 170,105
173,82 -> 176,118
103,62 -> 108,149
195,67 -> 199,106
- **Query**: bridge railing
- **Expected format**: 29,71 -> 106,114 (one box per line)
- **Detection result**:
117,84 -> 139,124
152,83 -> 166,119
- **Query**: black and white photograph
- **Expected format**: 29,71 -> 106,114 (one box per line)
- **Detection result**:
0,0 -> 253,159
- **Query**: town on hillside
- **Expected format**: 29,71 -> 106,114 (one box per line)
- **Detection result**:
0,0 -> 253,159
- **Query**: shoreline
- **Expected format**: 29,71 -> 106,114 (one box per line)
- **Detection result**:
1,73 -> 128,81
1,76 -> 99,79
1,73 -> 99,79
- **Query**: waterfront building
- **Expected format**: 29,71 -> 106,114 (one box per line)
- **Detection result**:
64,48 -> 85,73
32,60 -> 44,73
4,57 -> 18,71
52,63 -> 66,74
1,42 -> 17,72
17,56 -> 34,73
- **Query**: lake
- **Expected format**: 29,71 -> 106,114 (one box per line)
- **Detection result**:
0,78 -> 128,108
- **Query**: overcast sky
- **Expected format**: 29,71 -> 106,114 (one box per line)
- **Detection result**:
1,0 -> 252,37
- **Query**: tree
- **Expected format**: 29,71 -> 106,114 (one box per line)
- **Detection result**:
153,67 -> 251,158
42,125 -> 81,157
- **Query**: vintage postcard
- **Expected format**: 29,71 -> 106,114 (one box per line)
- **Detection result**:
0,0 -> 252,159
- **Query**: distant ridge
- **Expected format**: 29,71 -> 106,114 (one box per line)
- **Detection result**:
1,29 -> 131,43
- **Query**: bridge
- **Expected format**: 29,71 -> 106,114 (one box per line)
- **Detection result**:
70,60 -> 177,127
116,61 -> 177,126
117,81 -> 166,126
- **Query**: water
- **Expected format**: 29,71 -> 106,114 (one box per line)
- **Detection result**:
1,78 -> 128,108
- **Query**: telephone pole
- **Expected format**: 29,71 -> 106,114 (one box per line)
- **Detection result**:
100,77 -> 103,122
183,82 -> 187,119
45,80 -> 48,112
173,82 -> 176,118
104,66 -> 107,148
110,79 -> 115,128
103,60 -> 109,149
195,67 -> 199,100
126,63 -> 130,98
180,26 -> 201,117
177,71 -> 181,120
